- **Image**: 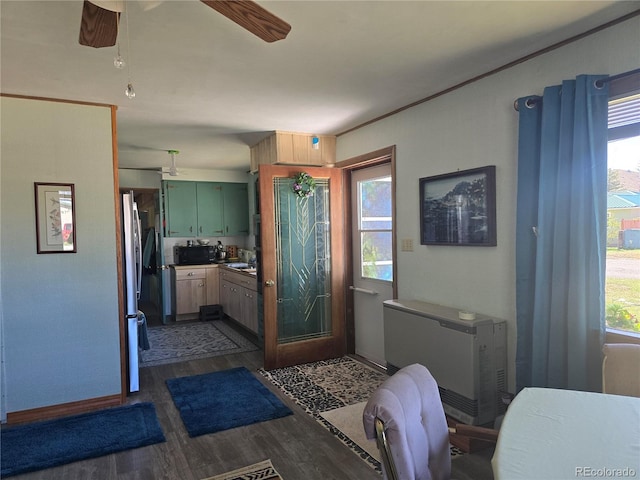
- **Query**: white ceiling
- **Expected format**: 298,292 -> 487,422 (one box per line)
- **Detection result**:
2,1 -> 639,172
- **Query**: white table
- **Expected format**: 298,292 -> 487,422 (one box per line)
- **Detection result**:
492,387 -> 640,480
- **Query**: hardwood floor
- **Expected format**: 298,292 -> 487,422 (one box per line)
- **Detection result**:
9,326 -> 495,479
11,349 -> 379,480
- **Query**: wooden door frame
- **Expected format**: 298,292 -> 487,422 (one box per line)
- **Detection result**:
336,146 -> 397,354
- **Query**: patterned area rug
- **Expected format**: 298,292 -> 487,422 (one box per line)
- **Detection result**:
319,401 -> 380,461
259,356 -> 388,472
259,356 -> 464,473
202,459 -> 282,480
140,321 -> 258,367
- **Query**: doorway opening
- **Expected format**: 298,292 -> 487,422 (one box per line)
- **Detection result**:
339,146 -> 397,368
123,188 -> 164,327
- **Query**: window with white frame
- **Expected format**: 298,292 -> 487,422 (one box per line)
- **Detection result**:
605,75 -> 640,334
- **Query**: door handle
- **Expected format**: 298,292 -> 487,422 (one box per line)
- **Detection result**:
265,279 -> 275,287
349,286 -> 378,295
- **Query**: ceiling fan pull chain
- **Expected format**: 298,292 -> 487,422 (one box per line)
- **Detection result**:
123,1 -> 135,99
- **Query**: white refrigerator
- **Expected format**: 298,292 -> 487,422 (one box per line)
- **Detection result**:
122,192 -> 142,393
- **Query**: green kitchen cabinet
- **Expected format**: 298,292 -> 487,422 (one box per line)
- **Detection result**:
164,181 -> 248,238
223,183 -> 250,236
196,183 -> 224,236
164,181 -> 197,237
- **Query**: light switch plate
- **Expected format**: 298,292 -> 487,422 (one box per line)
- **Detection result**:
401,238 -> 413,251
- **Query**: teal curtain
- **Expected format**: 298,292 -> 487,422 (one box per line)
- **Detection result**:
516,75 -> 609,393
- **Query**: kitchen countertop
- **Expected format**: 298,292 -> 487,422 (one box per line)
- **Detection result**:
170,263 -> 257,276
221,264 -> 257,276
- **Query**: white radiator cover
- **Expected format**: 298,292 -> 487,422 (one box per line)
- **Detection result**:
383,299 -> 507,426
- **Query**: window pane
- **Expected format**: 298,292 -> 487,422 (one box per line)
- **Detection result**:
361,231 -> 392,281
606,96 -> 640,334
360,176 -> 392,230
361,218 -> 392,230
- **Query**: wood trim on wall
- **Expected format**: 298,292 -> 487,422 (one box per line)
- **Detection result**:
606,330 -> 640,345
110,105 -> 128,403
335,146 -> 396,170
6,394 -> 122,425
0,93 -> 114,109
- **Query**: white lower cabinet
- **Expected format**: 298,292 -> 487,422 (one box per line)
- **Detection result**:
171,265 -> 219,321
219,268 -> 258,333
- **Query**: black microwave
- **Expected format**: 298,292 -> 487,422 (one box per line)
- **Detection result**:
174,245 -> 216,265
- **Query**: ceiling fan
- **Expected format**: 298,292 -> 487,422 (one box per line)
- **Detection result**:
159,149 -> 183,176
119,149 -> 185,176
79,0 -> 292,48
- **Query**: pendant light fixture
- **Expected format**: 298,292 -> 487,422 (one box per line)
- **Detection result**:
114,43 -> 125,69
123,1 -> 135,99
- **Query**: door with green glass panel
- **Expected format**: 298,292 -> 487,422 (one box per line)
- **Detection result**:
259,165 -> 346,370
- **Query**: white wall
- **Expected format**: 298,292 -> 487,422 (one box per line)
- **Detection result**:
336,16 -> 640,392
118,169 -> 161,190
118,167 -> 251,190
0,97 -> 121,414
161,169 -> 250,183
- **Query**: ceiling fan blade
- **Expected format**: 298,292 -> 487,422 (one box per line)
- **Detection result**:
120,166 -> 184,177
79,0 -> 120,48
139,1 -> 165,12
87,1 -> 125,13
120,166 -> 161,171
200,0 -> 291,43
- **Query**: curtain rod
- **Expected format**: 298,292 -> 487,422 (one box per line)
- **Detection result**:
595,67 -> 640,87
513,68 -> 640,111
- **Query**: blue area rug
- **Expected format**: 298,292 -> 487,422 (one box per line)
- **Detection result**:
1,402 -> 165,478
166,367 -> 293,437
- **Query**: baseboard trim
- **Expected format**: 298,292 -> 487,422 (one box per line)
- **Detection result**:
6,394 -> 122,425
